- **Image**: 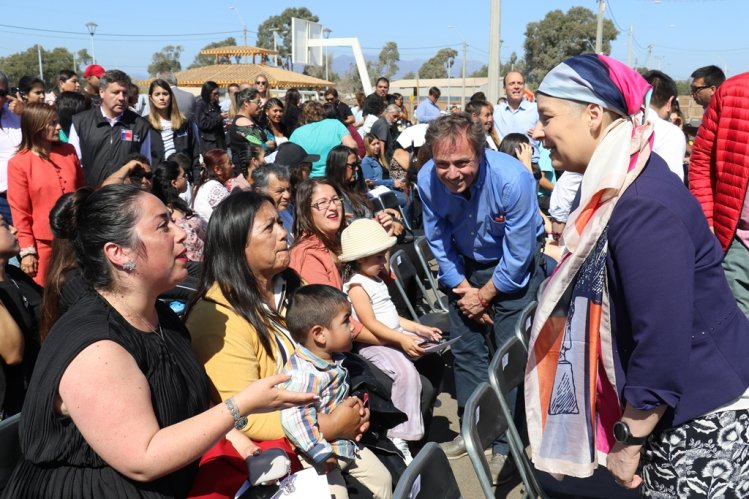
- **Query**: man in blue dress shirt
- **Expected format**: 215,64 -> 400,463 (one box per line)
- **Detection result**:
418,113 -> 546,482
493,71 -> 540,165
415,86 -> 442,124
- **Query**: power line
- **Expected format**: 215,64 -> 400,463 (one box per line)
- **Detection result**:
0,23 -> 249,39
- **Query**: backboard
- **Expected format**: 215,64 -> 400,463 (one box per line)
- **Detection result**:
291,17 -> 323,66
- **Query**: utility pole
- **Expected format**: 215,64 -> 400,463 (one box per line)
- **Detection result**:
595,0 -> 606,54
461,41 -> 468,109
270,29 -> 280,66
229,7 -> 248,63
488,0 -> 501,104
37,44 -> 43,80
646,44 -> 653,68
627,26 -> 633,67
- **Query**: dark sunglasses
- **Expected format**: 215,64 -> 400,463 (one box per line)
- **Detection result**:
690,85 -> 710,94
255,81 -> 268,85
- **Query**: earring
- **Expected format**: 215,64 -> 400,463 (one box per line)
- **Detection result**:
122,261 -> 136,272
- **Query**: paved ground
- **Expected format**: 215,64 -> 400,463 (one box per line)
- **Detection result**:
420,351 -> 526,499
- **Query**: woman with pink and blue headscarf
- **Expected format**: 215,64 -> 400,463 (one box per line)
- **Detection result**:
524,54 -> 749,496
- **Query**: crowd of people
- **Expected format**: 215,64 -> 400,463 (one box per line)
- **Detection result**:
0,55 -> 746,499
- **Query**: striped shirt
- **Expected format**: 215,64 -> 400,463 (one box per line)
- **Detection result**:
280,345 -> 355,463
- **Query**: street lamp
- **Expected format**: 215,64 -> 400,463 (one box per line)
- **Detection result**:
445,56 -> 455,111
323,28 -> 332,82
270,28 -> 280,66
229,6 -> 248,63
85,22 -> 97,65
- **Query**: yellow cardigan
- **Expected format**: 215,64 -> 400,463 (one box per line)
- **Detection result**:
187,282 -> 296,441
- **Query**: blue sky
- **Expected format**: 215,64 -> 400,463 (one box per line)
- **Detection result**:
1,0 -> 745,81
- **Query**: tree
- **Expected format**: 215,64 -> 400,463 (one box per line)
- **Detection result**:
76,49 -> 92,73
523,6 -> 617,87
418,48 -> 459,79
148,45 -> 183,76
0,45 -> 77,88
402,71 -> 416,79
374,42 -> 399,80
189,37 -> 237,69
256,8 -> 319,61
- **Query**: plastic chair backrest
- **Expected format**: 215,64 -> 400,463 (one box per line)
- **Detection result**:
390,249 -> 431,321
375,189 -> 412,231
461,383 -> 508,499
515,301 -> 537,348
393,442 -> 462,499
490,328 -> 546,498
413,236 -> 448,313
0,413 -> 21,492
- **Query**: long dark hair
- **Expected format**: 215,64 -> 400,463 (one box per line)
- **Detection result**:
57,91 -> 88,137
200,80 -> 219,104
292,178 -> 345,253
60,185 -> 145,291
39,189 -> 90,341
187,191 -> 301,359
151,160 -> 193,216
325,145 -> 370,216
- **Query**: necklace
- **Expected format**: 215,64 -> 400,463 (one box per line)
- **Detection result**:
100,291 -> 165,341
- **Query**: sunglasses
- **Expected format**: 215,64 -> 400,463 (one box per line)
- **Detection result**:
255,81 -> 268,86
690,85 -> 710,94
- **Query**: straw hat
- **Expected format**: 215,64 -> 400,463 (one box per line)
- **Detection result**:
338,218 -> 397,262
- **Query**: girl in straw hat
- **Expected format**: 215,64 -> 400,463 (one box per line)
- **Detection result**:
340,218 -> 442,464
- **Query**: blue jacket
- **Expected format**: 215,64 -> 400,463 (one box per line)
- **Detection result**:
607,154 -> 749,428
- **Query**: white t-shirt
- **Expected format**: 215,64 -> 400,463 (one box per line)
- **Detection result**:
647,107 -> 686,181
343,273 -> 401,331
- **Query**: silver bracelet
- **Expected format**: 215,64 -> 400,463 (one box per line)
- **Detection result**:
224,397 -> 248,430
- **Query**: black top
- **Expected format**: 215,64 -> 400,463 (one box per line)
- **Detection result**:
72,107 -> 151,188
2,291 -> 211,498
194,99 -> 226,154
0,266 -> 41,419
281,104 -> 301,136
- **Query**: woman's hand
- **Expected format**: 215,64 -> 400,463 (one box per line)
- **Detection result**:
607,443 -> 643,489
515,142 -> 533,171
399,334 -> 426,359
20,254 -> 38,277
266,140 -> 277,152
237,373 -> 317,415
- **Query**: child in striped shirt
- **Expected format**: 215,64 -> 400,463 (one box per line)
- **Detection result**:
281,285 -> 392,499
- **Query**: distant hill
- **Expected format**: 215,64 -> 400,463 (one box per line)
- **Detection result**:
330,53 -> 487,79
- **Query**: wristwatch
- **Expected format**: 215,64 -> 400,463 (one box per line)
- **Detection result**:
612,421 -> 648,445
225,397 -> 248,430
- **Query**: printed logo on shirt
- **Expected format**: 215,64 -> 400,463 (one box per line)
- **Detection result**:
121,130 -> 133,142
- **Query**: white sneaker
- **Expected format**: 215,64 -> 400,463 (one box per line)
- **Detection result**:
391,437 -> 414,465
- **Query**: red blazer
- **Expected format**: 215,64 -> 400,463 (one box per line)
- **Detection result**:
8,144 -> 85,250
689,71 -> 749,252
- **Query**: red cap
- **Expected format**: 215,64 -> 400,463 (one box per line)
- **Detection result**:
84,64 -> 105,78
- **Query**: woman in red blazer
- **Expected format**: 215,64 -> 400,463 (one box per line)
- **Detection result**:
8,103 -> 85,285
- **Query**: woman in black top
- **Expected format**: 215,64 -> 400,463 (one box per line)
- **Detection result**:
281,88 -> 301,136
0,215 -> 41,420
194,81 -> 226,154
2,185 -> 314,498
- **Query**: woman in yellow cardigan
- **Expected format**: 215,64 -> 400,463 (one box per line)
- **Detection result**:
186,191 -> 370,458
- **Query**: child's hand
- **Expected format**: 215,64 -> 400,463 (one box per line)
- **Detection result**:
413,324 -> 442,342
399,334 -> 426,358
322,456 -> 339,474
515,142 -> 533,171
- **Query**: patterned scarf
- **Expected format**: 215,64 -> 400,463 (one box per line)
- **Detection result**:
524,54 -> 654,478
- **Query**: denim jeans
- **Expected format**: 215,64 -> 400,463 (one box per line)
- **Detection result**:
448,242 -> 547,455
0,194 -> 12,225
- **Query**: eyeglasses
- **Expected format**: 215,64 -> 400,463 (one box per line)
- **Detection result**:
690,85 -> 710,94
255,81 -> 268,86
311,196 -> 343,211
346,161 -> 361,170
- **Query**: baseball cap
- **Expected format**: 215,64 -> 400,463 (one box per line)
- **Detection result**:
274,142 -> 319,166
84,64 -> 106,78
